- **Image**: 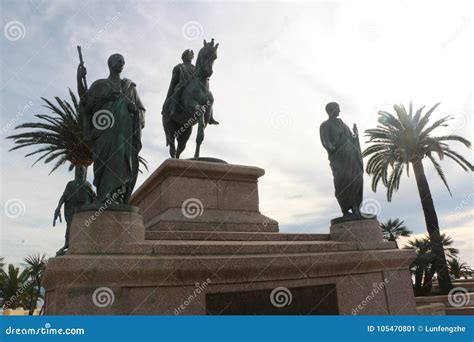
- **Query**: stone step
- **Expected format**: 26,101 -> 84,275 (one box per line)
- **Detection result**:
151,240 -> 357,255
145,230 -> 330,242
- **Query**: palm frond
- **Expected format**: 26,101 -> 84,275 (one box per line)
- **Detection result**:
7,91 -> 93,174
426,153 -> 452,196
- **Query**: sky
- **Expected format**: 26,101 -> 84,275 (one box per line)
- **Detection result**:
1,0 -> 473,267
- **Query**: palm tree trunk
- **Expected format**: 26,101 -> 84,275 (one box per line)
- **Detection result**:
412,159 -> 452,294
28,284 -> 35,315
414,266 -> 424,296
422,266 -> 435,294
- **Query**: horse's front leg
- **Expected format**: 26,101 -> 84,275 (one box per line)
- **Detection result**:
194,112 -> 205,158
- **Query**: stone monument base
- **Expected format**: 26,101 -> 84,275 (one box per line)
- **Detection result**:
43,160 -> 417,315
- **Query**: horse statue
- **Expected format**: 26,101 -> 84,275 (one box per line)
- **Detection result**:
162,39 -> 219,158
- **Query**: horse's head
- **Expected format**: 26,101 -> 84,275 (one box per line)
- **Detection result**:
196,38 -> 219,78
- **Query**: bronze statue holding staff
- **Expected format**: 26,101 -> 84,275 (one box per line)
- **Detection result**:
320,102 -> 365,221
78,50 -> 145,204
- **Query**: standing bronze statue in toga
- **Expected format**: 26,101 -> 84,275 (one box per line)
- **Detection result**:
78,53 -> 145,204
320,102 -> 366,221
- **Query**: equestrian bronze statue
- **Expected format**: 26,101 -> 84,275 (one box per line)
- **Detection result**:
162,39 -> 219,158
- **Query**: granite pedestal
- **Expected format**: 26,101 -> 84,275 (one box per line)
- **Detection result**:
43,159 -> 417,315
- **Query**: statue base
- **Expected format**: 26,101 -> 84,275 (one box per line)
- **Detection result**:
77,203 -> 140,214
128,158 -> 279,233
42,161 -> 417,315
186,157 -> 228,164
330,213 -> 376,225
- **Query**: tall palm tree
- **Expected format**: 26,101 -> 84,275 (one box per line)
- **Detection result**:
380,218 -> 412,248
363,102 -> 473,294
7,90 -> 92,174
448,258 -> 473,279
0,264 -> 29,309
23,253 -> 48,315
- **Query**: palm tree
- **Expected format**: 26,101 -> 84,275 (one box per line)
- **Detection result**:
7,90 -> 93,174
405,238 -> 433,296
380,218 -> 412,248
23,253 -> 48,315
448,258 -> 473,279
0,264 -> 29,310
7,90 -> 147,174
421,233 -> 459,293
405,234 -> 459,295
363,102 -> 473,294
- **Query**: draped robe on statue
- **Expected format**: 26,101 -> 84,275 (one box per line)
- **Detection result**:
320,117 -> 363,214
80,78 -> 145,203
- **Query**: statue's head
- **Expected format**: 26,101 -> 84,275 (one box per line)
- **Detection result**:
325,102 -> 340,118
181,49 -> 194,63
107,53 -> 125,74
75,165 -> 87,181
196,39 -> 219,77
